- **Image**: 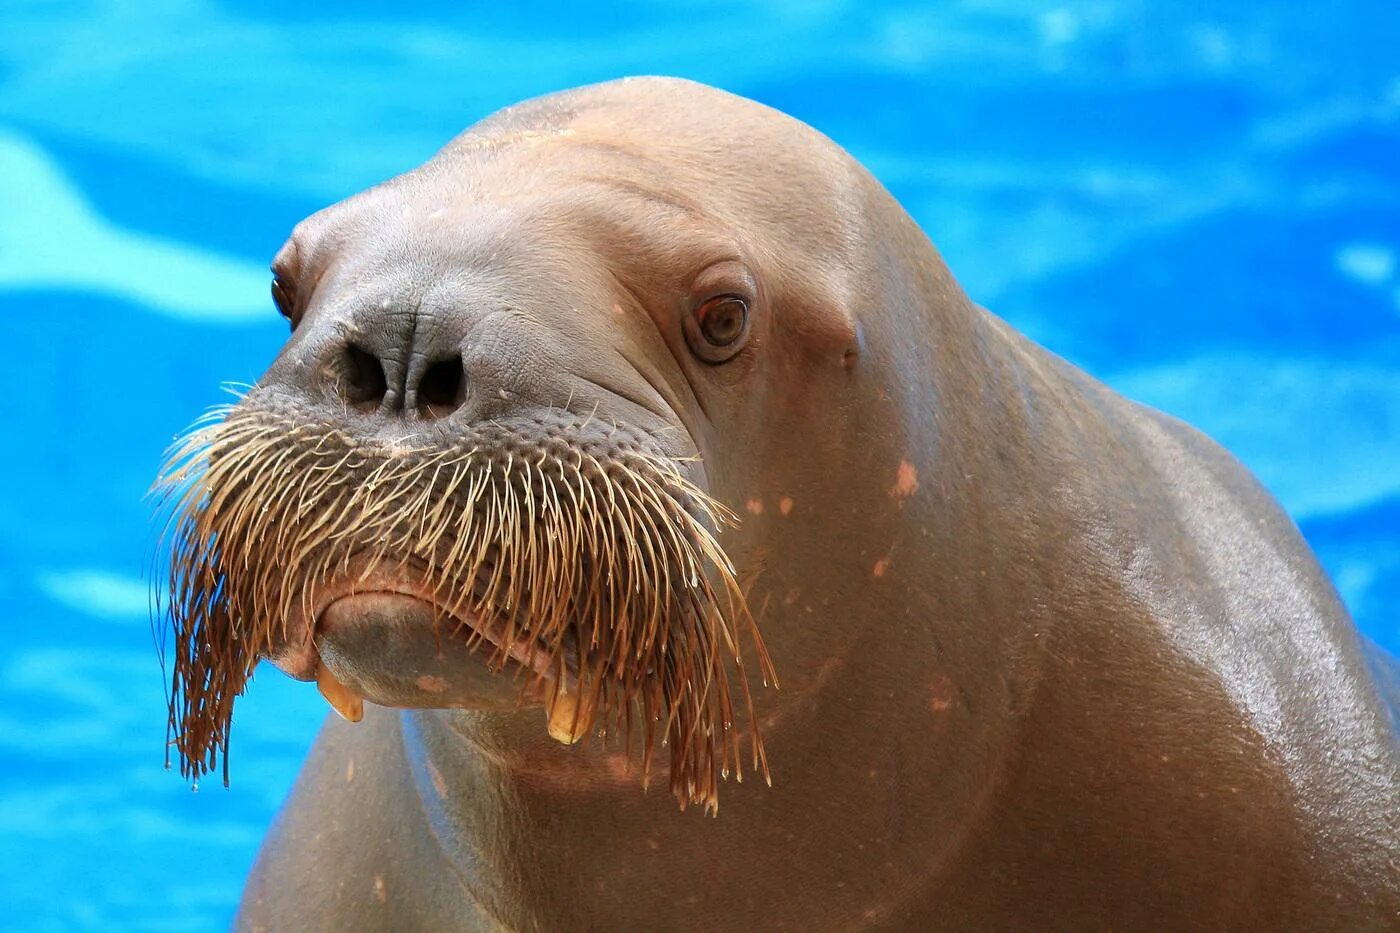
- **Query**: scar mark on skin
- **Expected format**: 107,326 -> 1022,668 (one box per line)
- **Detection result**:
758,653 -> 845,730
779,496 -> 794,516
891,460 -> 919,499
346,758 -> 356,783
873,544 -> 896,578
373,874 -> 387,904
428,761 -> 448,798
605,754 -> 634,780
416,675 -> 449,693
612,302 -> 625,316
929,675 -> 956,712
745,498 -> 764,515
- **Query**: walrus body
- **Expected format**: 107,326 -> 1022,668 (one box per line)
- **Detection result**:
167,78 -> 1397,930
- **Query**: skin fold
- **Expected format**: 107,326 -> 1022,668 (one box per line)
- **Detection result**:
203,78 -> 1399,931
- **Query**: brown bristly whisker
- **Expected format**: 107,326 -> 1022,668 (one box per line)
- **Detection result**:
155,405 -> 774,811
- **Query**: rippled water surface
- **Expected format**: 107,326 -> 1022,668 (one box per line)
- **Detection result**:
1,2 -> 1396,928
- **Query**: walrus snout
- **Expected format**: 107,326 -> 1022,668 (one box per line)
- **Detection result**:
324,335 -> 467,421
270,237 -> 475,421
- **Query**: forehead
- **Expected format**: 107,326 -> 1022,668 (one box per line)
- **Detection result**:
278,84 -> 868,309
284,166 -> 724,288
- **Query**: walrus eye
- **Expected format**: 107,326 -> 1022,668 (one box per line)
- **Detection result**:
687,295 -> 749,362
270,275 -> 297,326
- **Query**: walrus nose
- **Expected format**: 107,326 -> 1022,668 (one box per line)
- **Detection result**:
336,341 -> 467,420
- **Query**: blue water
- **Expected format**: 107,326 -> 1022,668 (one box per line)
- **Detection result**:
1,2 -> 1396,929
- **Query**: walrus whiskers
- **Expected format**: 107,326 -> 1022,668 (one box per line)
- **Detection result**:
155,405 -> 773,811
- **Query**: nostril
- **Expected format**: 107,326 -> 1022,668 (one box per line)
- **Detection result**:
343,344 -> 388,409
418,356 -> 465,416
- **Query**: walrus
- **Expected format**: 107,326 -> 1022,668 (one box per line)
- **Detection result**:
155,77 -> 1400,930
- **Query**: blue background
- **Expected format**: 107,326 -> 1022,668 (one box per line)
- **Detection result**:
1,1 -> 1396,928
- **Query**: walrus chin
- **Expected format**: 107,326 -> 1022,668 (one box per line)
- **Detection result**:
272,558 -> 590,736
154,393 -> 774,812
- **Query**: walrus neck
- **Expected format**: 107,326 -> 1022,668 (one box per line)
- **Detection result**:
397,625 -> 1017,930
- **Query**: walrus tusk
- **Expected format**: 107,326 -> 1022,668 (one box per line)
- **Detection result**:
316,662 -> 364,723
545,680 -> 592,744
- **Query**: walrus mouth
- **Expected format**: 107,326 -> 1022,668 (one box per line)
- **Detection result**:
154,398 -> 773,811
274,556 -> 593,741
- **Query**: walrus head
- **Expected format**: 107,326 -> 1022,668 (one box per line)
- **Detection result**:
156,78 -> 920,813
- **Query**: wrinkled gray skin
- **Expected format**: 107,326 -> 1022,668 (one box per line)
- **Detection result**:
234,78 -> 1400,930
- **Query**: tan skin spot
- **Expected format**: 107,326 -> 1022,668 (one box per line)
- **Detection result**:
604,754 -> 635,779
745,498 -> 764,515
779,496 -> 794,516
891,460 -> 919,499
873,557 -> 891,578
345,758 -> 355,783
929,674 -> 956,713
415,674 -> 448,693
373,874 -> 387,904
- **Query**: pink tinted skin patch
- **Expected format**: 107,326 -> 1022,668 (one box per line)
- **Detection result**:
929,675 -> 956,712
891,460 -> 918,499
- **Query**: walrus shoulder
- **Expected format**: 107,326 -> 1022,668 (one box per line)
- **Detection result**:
1362,636 -> 1400,733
